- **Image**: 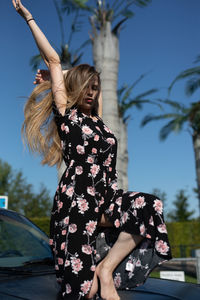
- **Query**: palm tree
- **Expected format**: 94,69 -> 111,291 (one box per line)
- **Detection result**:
141,98 -> 200,217
117,74 -> 158,189
62,0 -> 151,189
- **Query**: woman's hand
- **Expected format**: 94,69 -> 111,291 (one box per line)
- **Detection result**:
34,69 -> 50,85
12,0 -> 32,21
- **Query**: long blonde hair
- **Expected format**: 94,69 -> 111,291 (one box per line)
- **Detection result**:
22,64 -> 100,167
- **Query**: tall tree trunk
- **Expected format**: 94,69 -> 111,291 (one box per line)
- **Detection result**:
193,131 -> 200,218
91,20 -> 128,189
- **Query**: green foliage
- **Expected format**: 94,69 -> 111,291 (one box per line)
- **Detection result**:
30,217 -> 51,236
167,189 -> 194,222
117,73 -> 158,124
167,221 -> 200,257
0,159 -> 52,218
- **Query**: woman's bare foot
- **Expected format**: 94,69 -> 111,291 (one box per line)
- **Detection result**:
96,261 -> 120,300
85,269 -> 98,299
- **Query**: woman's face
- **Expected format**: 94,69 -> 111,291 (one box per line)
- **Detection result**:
78,76 -> 99,115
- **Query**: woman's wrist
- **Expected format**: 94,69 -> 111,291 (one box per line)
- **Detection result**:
25,15 -> 33,23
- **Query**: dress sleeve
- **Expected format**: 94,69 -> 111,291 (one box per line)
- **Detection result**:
52,102 -> 88,162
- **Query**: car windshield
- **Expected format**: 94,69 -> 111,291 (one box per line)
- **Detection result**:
0,210 -> 53,268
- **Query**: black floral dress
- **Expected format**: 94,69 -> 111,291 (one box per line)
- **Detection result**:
50,103 -> 172,300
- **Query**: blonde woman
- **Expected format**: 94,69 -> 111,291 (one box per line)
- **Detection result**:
12,1 -> 172,299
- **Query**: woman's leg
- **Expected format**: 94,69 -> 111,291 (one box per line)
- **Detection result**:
86,214 -> 143,299
96,232 -> 143,300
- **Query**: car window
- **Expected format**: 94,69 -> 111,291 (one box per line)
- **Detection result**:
0,213 -> 52,267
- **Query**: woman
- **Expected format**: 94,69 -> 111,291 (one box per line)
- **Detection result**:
12,1 -> 172,300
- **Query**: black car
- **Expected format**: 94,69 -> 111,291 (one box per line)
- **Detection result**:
0,208 -> 200,300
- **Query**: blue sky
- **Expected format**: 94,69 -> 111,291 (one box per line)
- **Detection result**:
1,0 -> 200,217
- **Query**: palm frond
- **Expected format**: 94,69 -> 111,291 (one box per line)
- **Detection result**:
112,17 -> 128,35
185,78 -> 200,96
159,116 -> 188,140
30,54 -> 42,71
62,0 -> 91,13
157,99 -> 186,112
169,66 -> 200,94
141,113 -> 184,127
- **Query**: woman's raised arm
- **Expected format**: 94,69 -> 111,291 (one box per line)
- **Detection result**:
12,0 -> 67,115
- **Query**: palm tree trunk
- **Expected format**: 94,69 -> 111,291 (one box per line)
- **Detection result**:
192,131 -> 200,218
91,20 -> 128,189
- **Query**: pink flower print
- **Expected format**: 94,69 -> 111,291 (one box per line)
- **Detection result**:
84,140 -> 88,146
62,185 -> 66,193
71,257 -> 83,274
61,242 -> 66,250
69,223 -> 77,233
65,260 -> 70,267
58,257 -> 63,265
146,234 -> 152,239
109,167 -> 112,172
99,197 -> 104,207
76,144 -> 85,155
61,123 -> 65,131
82,244 -> 92,255
136,259 -> 141,267
111,182 -> 118,190
94,134 -> 99,141
155,240 -> 169,255
66,283 -> 72,294
103,154 -> 112,167
49,239 -> 53,246
116,197 -> 122,206
85,220 -> 97,236
64,216 -> 69,225
80,280 -> 92,294
133,196 -> 146,209
114,219 -> 120,228
87,156 -> 94,164
92,147 -> 97,154
95,207 -> 99,213
133,209 -> 137,217
140,223 -> 146,236
129,191 -> 139,197
72,200 -> 76,207
69,160 -> 75,167
61,123 -> 69,134
58,201 -> 63,211
114,273 -> 121,288
77,198 -> 89,214
62,229 -> 66,235
75,166 -> 83,175
121,212 -> 129,224
106,137 -> 115,145
95,126 -> 101,132
104,125 -> 112,133
149,216 -> 154,226
157,224 -> 167,233
90,164 -> 100,177
55,264 -> 59,270
66,186 -> 74,197
109,203 -> 114,212
82,125 -> 93,135
87,186 -> 96,196
69,109 -> 78,122
153,199 -> 163,214
90,265 -> 96,271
